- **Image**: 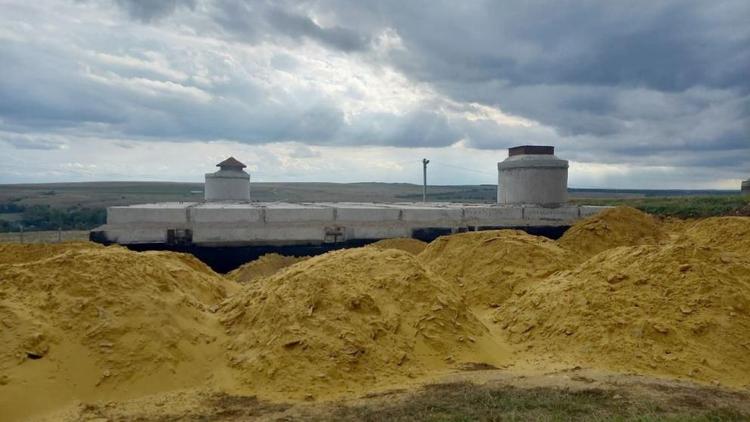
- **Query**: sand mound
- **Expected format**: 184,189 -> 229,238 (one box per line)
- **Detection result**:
494,242 -> 750,387
0,241 -> 103,264
368,238 -> 428,255
0,246 -> 238,420
227,253 -> 307,284
418,230 -> 573,307
557,206 -> 664,259
219,247 -> 505,398
679,216 -> 750,255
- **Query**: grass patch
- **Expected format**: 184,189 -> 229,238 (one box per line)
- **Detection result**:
321,382 -> 749,422
571,195 -> 750,219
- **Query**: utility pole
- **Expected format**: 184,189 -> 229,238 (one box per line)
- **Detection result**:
422,158 -> 430,202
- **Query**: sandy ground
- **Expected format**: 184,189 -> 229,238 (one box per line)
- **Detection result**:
35,367 -> 750,421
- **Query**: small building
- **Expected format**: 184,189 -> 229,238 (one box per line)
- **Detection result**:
497,145 -> 568,207
204,157 -> 250,202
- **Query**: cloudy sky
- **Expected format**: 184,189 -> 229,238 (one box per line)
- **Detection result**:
1,0 -> 748,188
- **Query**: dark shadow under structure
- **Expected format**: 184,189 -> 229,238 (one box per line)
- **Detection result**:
97,225 -> 570,273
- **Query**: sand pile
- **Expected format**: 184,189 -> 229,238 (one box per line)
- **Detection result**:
679,216 -> 750,255
418,230 -> 573,307
557,206 -> 664,259
494,242 -> 750,387
368,238 -> 428,255
0,244 -> 238,420
227,253 -> 307,284
0,241 -> 104,264
219,247 -> 505,398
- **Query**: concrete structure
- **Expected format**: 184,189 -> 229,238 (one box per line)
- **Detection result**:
91,202 -> 608,248
498,145 -> 568,207
90,153 -> 611,271
743,179 -> 750,195
204,157 -> 250,202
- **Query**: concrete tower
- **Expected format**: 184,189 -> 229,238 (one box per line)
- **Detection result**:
497,145 -> 568,207
204,157 -> 251,202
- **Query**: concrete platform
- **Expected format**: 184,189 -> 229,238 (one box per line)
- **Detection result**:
91,202 -> 608,248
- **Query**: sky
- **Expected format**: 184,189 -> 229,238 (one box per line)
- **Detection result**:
0,0 -> 748,189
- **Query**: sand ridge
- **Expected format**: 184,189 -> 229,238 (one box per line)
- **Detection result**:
2,207 -> 750,420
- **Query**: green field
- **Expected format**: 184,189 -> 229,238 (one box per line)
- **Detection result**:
570,195 -> 750,219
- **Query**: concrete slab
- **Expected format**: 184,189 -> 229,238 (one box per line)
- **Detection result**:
464,206 -> 524,224
381,204 -> 463,222
349,225 -> 411,239
193,225 -> 325,245
108,203 -> 193,224
264,203 -> 335,223
93,201 -> 612,247
523,205 -> 580,222
326,203 -> 402,222
579,205 -> 610,218
190,203 -> 263,223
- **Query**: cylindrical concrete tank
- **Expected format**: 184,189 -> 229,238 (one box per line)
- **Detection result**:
742,179 -> 750,195
497,145 -> 568,207
204,157 -> 251,202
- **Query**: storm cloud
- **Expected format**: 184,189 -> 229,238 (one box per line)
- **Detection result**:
0,0 -> 748,187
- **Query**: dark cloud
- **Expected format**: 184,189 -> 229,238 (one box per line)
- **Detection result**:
1,134 -> 66,150
265,7 -> 369,52
0,0 -> 748,186
113,0 -> 196,22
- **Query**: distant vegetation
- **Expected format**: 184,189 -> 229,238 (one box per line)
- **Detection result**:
571,195 -> 750,219
0,181 -> 746,232
0,204 -> 105,232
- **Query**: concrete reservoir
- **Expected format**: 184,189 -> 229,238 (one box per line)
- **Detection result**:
204,156 -> 251,201
498,145 -> 568,206
90,149 -> 607,271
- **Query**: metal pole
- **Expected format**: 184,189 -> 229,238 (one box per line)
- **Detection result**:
58,227 -> 62,242
19,224 -> 24,244
422,158 -> 430,202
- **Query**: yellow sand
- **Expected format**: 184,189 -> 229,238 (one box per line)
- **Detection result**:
495,241 -> 750,387
418,230 -> 573,307
557,206 -> 665,260
679,216 -> 750,255
368,237 -> 428,255
0,241 -> 104,264
0,243 -> 238,421
219,247 -> 509,398
227,253 -> 308,284
3,208 -> 750,419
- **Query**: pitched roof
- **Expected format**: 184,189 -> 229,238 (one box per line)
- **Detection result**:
216,156 -> 246,168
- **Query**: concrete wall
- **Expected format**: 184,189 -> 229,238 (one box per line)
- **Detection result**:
190,204 -> 262,223
108,204 -> 192,224
743,179 -> 750,195
464,206 -> 524,225
95,202 -> 611,247
265,205 -> 334,223
497,155 -> 568,206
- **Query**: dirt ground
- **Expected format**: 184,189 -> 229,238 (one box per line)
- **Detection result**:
40,368 -> 750,421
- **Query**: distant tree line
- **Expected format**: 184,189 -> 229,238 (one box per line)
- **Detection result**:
0,203 -> 105,232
